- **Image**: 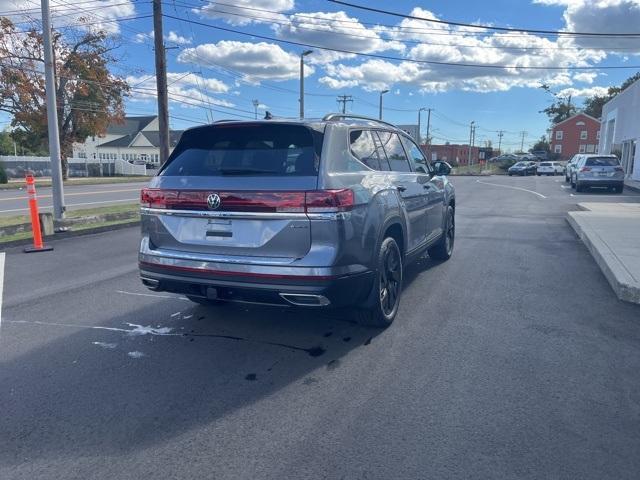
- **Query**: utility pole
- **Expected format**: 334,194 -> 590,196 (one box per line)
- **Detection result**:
40,0 -> 65,221
497,130 -> 504,155
379,89 -> 389,120
425,108 -> 431,146
520,130 -> 528,153
153,0 -> 170,165
337,94 -> 353,114
468,121 -> 475,165
299,50 -> 313,119
252,99 -> 259,120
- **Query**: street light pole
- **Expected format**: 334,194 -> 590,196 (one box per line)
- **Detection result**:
40,0 -> 65,221
299,50 -> 313,119
252,99 -> 259,120
418,107 -> 426,143
379,89 -> 389,120
468,121 -> 475,165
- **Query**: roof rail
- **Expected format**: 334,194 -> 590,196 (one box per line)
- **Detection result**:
322,113 -> 398,130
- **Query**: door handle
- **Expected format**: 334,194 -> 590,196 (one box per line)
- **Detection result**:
396,185 -> 407,192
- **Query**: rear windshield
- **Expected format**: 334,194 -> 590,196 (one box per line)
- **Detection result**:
539,162 -> 551,166
161,124 -> 321,176
585,157 -> 619,167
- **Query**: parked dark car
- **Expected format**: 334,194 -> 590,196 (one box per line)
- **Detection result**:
138,114 -> 456,327
508,161 -> 537,176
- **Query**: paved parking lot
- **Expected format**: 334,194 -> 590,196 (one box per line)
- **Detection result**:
1,176 -> 639,479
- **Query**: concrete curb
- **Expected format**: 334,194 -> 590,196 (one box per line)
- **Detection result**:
0,220 -> 140,249
566,212 -> 640,304
624,180 -> 640,193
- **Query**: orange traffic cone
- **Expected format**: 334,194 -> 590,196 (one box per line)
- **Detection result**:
24,174 -> 53,253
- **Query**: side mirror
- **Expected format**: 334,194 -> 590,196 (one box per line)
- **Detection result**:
433,161 -> 451,176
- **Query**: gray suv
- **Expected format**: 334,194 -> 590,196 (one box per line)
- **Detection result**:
138,114 -> 456,326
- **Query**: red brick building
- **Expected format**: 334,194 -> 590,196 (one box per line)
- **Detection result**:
550,113 -> 601,160
421,144 -> 480,165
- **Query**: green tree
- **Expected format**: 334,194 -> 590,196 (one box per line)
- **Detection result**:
530,135 -> 550,153
0,128 -> 13,155
0,17 -> 128,177
540,84 -> 577,124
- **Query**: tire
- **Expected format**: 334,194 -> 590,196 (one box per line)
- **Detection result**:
355,236 -> 403,328
428,205 -> 455,261
575,181 -> 583,193
565,175 -> 569,183
571,175 -> 576,188
536,173 -> 541,176
508,173 -> 512,176
186,295 -> 225,306
615,185 -> 624,194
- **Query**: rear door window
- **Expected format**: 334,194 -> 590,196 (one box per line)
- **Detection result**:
401,136 -> 431,174
377,131 -> 412,172
585,157 -> 619,167
349,130 -> 382,170
161,124 -> 320,176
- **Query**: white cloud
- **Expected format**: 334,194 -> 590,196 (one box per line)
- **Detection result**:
196,0 -> 294,26
557,86 -> 610,97
272,11 -> 405,65
127,73 -> 233,108
134,30 -> 192,45
0,0 -> 136,34
535,0 -> 640,50
177,41 -> 314,82
573,72 -> 597,83
319,6 -> 607,94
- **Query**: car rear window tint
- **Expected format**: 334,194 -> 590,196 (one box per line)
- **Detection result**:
161,124 -> 320,176
540,162 -> 551,166
585,157 -> 619,167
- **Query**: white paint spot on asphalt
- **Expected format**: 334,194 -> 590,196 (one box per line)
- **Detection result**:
127,351 -> 145,359
8,319 -> 177,337
92,341 -> 117,349
476,179 -> 547,199
561,185 -> 571,189
116,290 -> 189,301
0,252 -> 5,339
124,323 -> 173,336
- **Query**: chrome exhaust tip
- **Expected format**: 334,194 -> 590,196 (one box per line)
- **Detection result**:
279,293 -> 330,307
140,277 -> 160,291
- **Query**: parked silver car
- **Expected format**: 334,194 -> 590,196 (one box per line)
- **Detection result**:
138,114 -> 456,327
565,154 -> 581,183
570,154 -> 624,193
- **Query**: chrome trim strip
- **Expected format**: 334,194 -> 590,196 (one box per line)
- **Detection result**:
140,207 -> 308,220
279,293 -> 330,307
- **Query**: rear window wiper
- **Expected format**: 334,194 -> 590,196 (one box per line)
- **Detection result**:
217,168 -> 279,175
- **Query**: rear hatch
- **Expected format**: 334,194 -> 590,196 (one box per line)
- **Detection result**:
142,122 -> 323,260
581,156 -> 623,179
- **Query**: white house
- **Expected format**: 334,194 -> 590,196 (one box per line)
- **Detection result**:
72,116 -> 183,166
598,79 -> 640,181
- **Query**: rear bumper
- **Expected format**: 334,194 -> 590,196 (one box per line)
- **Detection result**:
576,178 -> 624,188
138,238 -> 374,307
139,261 -> 374,308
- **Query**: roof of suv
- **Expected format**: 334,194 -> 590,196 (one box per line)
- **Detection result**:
180,114 -> 407,135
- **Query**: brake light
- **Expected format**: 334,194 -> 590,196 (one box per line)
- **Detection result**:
141,188 -> 355,213
305,189 -> 354,213
580,167 -> 592,172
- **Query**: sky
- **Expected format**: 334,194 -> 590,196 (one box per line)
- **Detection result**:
2,0 -> 640,151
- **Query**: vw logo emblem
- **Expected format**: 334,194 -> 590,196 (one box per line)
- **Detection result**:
207,193 -> 221,210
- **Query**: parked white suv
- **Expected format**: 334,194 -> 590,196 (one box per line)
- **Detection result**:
570,154 -> 624,193
536,161 -> 563,176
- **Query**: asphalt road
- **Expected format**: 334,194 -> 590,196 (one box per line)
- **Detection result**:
1,176 -> 640,479
0,181 -> 149,216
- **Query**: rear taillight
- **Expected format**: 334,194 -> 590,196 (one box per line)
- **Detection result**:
305,189 -> 354,213
580,167 -> 592,172
141,188 -> 354,213
615,166 -> 624,172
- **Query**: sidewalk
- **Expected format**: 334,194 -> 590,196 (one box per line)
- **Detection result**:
625,178 -> 640,193
567,203 -> 640,304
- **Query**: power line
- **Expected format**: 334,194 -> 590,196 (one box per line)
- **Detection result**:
164,13 -> 640,71
336,94 -> 353,113
328,0 -> 640,37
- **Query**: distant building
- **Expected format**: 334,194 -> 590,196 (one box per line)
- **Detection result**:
422,144 -> 480,165
550,113 -> 600,160
72,116 -> 183,166
598,77 -> 640,181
